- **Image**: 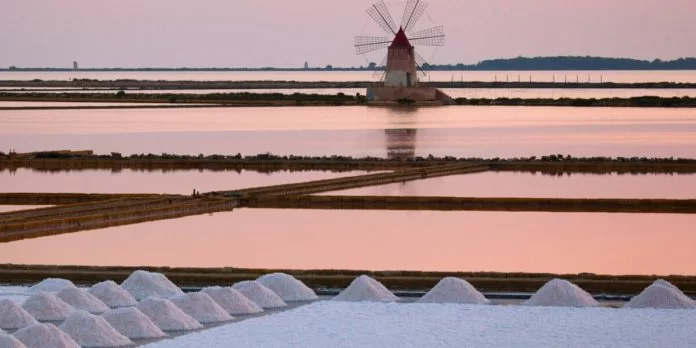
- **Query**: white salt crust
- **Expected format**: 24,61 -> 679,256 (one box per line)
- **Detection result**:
232,281 -> 287,309
88,281 -> 138,309
170,293 -> 233,324
21,292 -> 74,322
13,323 -> 80,348
57,287 -> 110,314
136,298 -> 203,332
59,310 -> 132,348
332,275 -> 399,303
418,277 -> 491,305
29,279 -> 76,293
121,270 -> 184,301
523,279 -> 599,307
624,281 -> 696,309
0,300 -> 37,330
201,287 -> 263,315
0,334 -> 27,348
257,273 -> 318,302
102,307 -> 167,340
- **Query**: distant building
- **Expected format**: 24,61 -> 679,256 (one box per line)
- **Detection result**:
73,61 -> 79,70
304,61 -> 309,70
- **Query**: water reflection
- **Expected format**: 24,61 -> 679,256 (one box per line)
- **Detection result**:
385,107 -> 418,160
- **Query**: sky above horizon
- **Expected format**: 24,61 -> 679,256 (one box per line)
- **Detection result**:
2,0 -> 696,68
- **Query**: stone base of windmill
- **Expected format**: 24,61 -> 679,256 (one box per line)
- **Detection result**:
366,86 -> 452,106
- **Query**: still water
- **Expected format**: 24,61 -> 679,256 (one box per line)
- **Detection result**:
0,209 -> 693,275
2,106 -> 696,158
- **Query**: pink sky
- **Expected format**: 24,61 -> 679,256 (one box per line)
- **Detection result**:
2,0 -> 695,68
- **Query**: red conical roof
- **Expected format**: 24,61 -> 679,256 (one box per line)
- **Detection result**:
391,27 -> 411,47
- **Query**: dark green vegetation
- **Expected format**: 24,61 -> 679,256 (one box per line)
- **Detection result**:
454,96 -> 696,107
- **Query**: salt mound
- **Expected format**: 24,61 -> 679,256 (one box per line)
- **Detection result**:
136,297 -> 203,332
121,270 -> 183,300
201,287 -> 263,315
0,334 -> 26,348
88,281 -> 138,309
418,277 -> 491,305
21,292 -> 74,321
257,273 -> 318,302
523,279 -> 599,307
0,300 -> 38,330
29,278 -> 75,293
13,323 -> 80,348
102,307 -> 167,339
332,275 -> 399,302
232,281 -> 287,308
60,310 -> 132,347
624,281 -> 696,309
57,287 -> 110,314
170,293 -> 233,324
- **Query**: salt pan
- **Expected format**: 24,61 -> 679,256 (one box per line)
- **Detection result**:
29,278 -> 75,293
418,277 -> 490,305
21,292 -> 74,321
0,300 -> 37,330
170,293 -> 233,324
523,279 -> 599,307
332,275 -> 399,302
624,281 -> 696,309
57,287 -> 110,314
201,287 -> 263,315
257,273 -> 318,302
232,281 -> 287,309
13,323 -> 80,348
88,281 -> 138,309
137,297 -> 203,332
59,310 -> 132,348
102,307 -> 167,339
121,270 -> 184,300
0,334 -> 26,348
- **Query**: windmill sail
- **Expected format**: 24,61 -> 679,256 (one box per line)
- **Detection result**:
401,0 -> 428,32
366,1 -> 398,35
355,36 -> 392,55
409,26 -> 445,46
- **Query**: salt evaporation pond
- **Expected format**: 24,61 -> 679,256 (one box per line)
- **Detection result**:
0,300 -> 37,330
418,277 -> 490,305
624,280 -> 696,309
333,275 -> 399,303
56,287 -> 109,314
169,293 -> 233,324
121,270 -> 183,300
87,281 -> 138,309
13,323 -> 80,348
200,287 -> 263,315
523,279 -> 599,307
136,298 -> 203,332
102,307 -> 167,340
59,311 -> 132,348
232,281 -> 287,309
257,273 -> 318,302
21,292 -> 74,322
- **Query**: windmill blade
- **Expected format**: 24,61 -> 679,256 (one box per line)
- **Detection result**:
409,25 -> 445,46
355,36 -> 391,55
414,51 -> 429,78
372,55 -> 388,80
366,1 -> 398,35
401,0 -> 428,32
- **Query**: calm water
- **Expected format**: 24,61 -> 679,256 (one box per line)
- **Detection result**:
2,106 -> 696,158
0,209 -> 693,275
3,70 -> 696,83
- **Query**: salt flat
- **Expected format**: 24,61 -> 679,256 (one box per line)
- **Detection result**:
145,301 -> 696,348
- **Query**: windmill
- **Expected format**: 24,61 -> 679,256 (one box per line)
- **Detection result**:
355,0 -> 445,88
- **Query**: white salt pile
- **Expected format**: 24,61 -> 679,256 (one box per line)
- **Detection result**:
624,280 -> 696,309
0,334 -> 26,348
418,277 -> 491,305
121,270 -> 184,300
88,281 -> 138,309
57,287 -> 110,314
332,275 -> 399,302
201,287 -> 263,315
0,300 -> 38,330
13,323 -> 80,348
232,281 -> 287,309
21,292 -> 74,321
523,279 -> 599,307
257,273 -> 319,302
29,278 -> 75,293
102,307 -> 167,339
170,292 -> 233,324
136,297 -> 203,332
59,310 -> 132,348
